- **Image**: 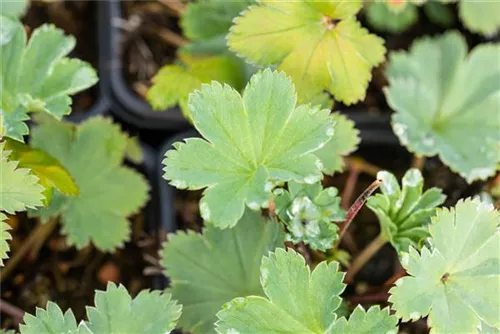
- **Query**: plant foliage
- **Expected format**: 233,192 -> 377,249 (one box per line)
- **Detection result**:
161,209 -> 284,334
389,198 -> 500,333
216,248 -> 398,333
0,17 -> 97,141
0,213 -> 12,266
365,0 -> 419,33
228,0 -> 386,105
385,32 -> 500,182
459,1 -> 500,37
367,169 -> 446,252
20,282 -> 182,334
29,117 -> 149,251
163,70 -> 335,228
274,181 -> 344,251
0,0 -> 29,18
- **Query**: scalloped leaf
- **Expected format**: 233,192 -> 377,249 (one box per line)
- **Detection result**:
147,55 -> 244,120
385,32 -> 500,183
228,0 -> 386,105
0,142 -> 44,214
0,0 -> 29,18
161,209 -> 284,334
367,169 -> 446,252
389,198 -> 500,333
0,213 -> 12,266
163,69 -> 334,228
459,1 -> 500,37
274,181 -> 344,251
216,248 -> 398,333
365,1 -> 418,33
20,283 -> 182,334
0,18 -> 97,141
29,117 -> 149,251
314,112 -> 360,175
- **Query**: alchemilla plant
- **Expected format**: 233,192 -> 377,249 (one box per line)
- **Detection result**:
1,1 -> 499,333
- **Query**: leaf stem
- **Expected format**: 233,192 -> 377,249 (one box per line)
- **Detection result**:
337,178 -> 383,244
412,155 -> 426,171
0,298 -> 24,325
345,233 -> 387,283
1,218 -> 58,282
158,0 -> 186,16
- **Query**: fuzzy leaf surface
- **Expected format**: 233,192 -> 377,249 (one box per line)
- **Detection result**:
389,198 -> 500,333
20,302 -> 89,334
314,112 -> 360,175
459,1 -> 500,37
228,0 -> 386,105
161,209 -> 284,334
0,213 -> 12,266
385,32 -> 500,182
29,118 -> 149,251
147,55 -> 244,120
275,181 -> 344,251
0,19 -> 97,141
216,248 -> 398,333
0,142 -> 44,214
163,70 -> 334,228
367,169 -> 446,252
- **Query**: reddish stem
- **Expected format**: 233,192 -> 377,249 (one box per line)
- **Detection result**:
0,299 -> 24,325
348,291 -> 389,304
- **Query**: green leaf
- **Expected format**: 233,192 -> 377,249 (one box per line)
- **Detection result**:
163,69 -> 334,228
385,32 -> 500,182
29,117 -> 149,251
274,181 -> 344,251
124,136 -> 144,165
147,55 -> 244,120
20,283 -> 182,334
228,0 -> 386,105
20,301 -> 89,334
0,0 -> 29,18
0,142 -> 45,214
181,0 -> 254,42
367,169 -> 446,253
216,248 -> 398,333
86,283 -> 182,334
0,212 -> 12,266
423,1 -> 455,28
5,139 -> 79,202
389,198 -> 500,333
0,19 -> 97,141
314,112 -> 360,175
365,1 -> 418,33
459,1 -> 500,37
161,209 -> 285,334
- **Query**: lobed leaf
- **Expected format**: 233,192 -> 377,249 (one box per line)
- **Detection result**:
228,0 -> 386,105
459,1 -> 500,37
385,32 -> 500,182
161,209 -> 285,334
163,70 -> 335,228
29,117 -> 149,251
0,142 -> 45,214
0,213 -> 12,266
0,0 -> 29,18
216,248 -> 398,333
367,169 -> 446,252
0,18 -> 97,141
20,302 -> 89,334
365,1 -> 418,33
389,198 -> 500,333
274,181 -> 345,251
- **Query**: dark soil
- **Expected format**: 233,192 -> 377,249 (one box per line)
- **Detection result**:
22,1 -> 99,113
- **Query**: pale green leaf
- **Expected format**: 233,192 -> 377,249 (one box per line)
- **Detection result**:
0,0 -> 29,18
163,70 -> 334,228
385,32 -> 500,182
228,0 -> 386,105
0,212 -> 12,266
147,55 -> 244,120
124,136 -> 144,164
20,302 -> 89,334
29,118 -> 149,251
365,1 -> 418,33
275,181 -> 344,251
459,1 -> 500,37
86,283 -> 181,334
314,112 -> 360,175
0,19 -> 97,141
216,248 -> 398,333
423,1 -> 455,28
367,169 -> 446,252
161,209 -> 284,334
389,198 -> 500,333
0,142 -> 44,214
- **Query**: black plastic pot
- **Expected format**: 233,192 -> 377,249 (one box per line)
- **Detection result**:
105,0 -> 190,131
